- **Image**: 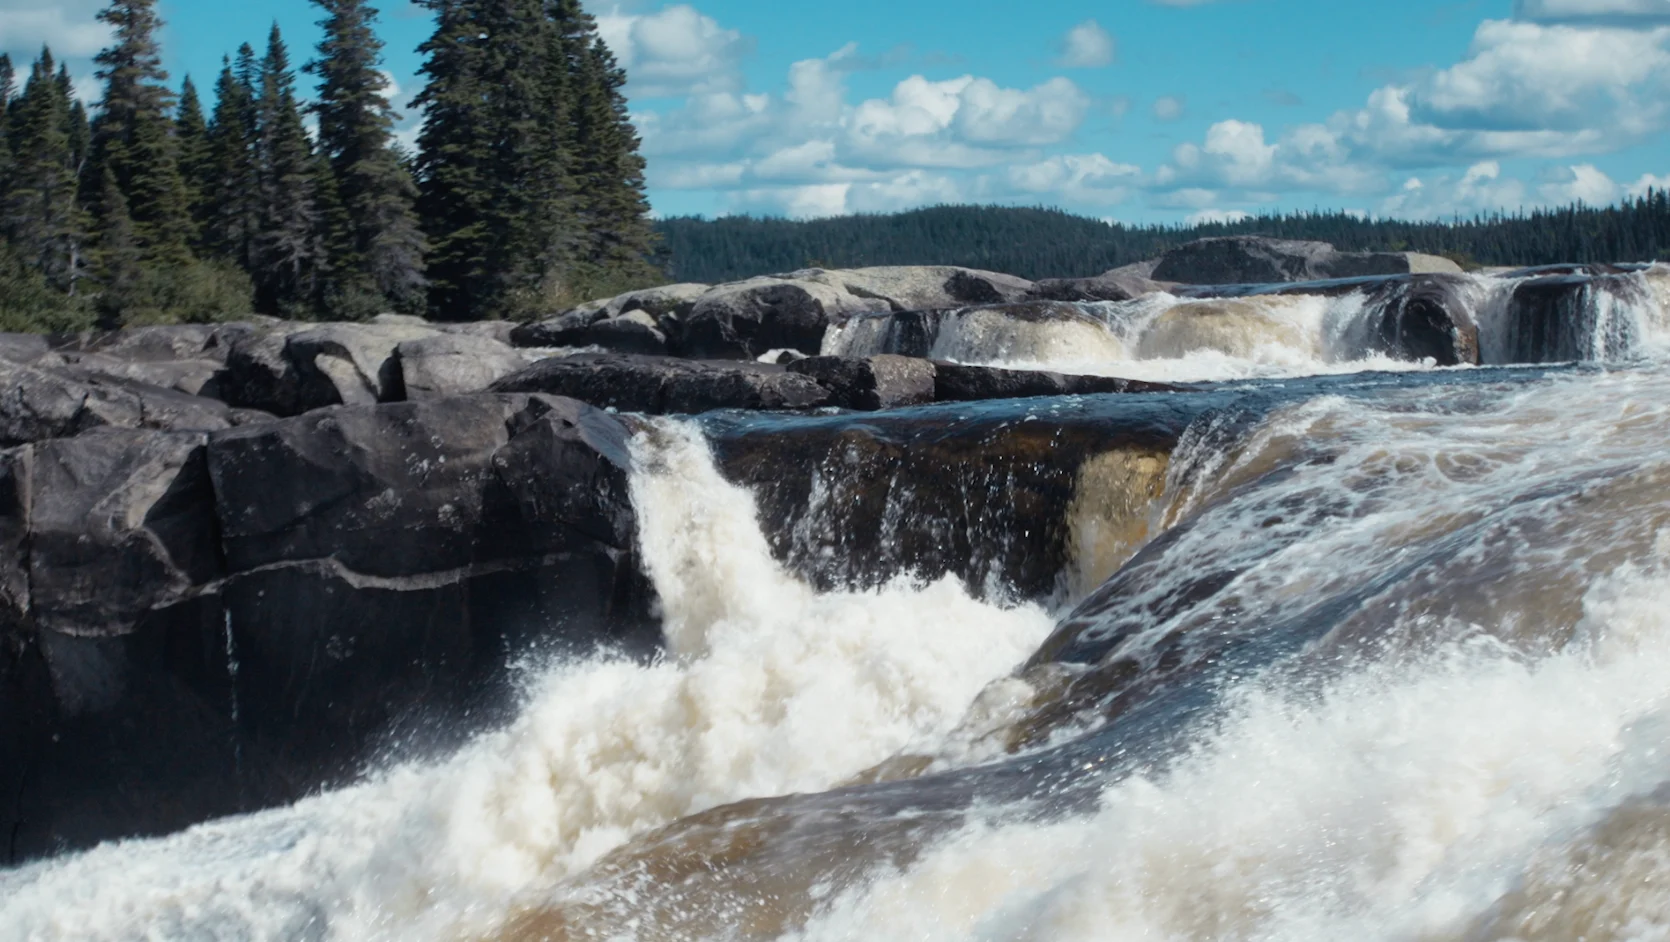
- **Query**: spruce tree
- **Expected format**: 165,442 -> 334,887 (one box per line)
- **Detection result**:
567,35 -> 657,292
175,75 -> 212,240
0,53 -> 15,186
246,25 -> 326,316
307,0 -> 426,317
89,0 -> 193,272
90,165 -> 143,324
2,48 -> 87,292
202,51 -> 260,269
414,0 -> 576,319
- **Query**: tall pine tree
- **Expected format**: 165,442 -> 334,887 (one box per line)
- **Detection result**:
0,54 -> 15,203
175,75 -> 212,241
89,0 -> 194,274
414,0 -> 577,319
2,47 -> 87,292
250,24 -> 326,315
566,33 -> 657,292
307,0 -> 426,317
201,49 -> 261,270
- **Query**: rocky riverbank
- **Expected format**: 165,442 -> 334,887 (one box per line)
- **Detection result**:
2,235 -> 1659,862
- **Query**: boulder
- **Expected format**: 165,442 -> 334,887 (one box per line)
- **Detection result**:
284,321 -> 439,405
56,323 -> 253,364
931,362 -> 1183,401
1031,264 -> 1172,303
1492,270 -> 1653,364
794,266 -> 1037,311
786,355 -> 937,411
218,327 -> 310,416
825,301 -> 1128,365
1150,236 -> 1461,286
581,313 -> 670,356
703,392 -> 1212,601
510,308 -> 607,348
0,360 -> 240,447
511,286 -> 709,348
218,321 -> 441,416
491,353 -> 834,414
0,332 -> 53,364
24,429 -> 222,635
55,351 -> 226,397
1358,274 -> 1481,366
598,283 -> 710,318
438,319 -> 519,345
679,277 -> 891,359
394,333 -> 531,399
3,393 -> 655,861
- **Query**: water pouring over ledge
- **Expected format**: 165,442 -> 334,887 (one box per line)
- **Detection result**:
5,260 -> 1670,941
824,263 -> 1670,383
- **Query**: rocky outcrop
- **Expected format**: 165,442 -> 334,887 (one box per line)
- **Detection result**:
0,393 -> 653,862
218,321 -> 443,416
679,277 -> 892,360
492,353 -> 834,414
394,333 -> 532,399
508,268 -> 1041,361
785,355 -> 937,411
0,358 -> 244,447
1150,236 -> 1461,286
511,309 -> 671,355
1359,274 -> 1482,366
492,352 -> 1184,416
703,392 -> 1216,602
1031,264 -> 1172,303
793,266 -> 1036,311
824,301 -> 1128,364
1493,268 -> 1654,363
931,362 -> 1181,401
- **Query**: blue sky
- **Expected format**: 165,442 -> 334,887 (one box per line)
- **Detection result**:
3,0 -> 1669,223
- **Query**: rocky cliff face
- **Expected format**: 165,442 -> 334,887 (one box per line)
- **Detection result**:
0,394 -> 654,861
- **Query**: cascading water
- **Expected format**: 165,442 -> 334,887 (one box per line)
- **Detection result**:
0,422 -> 1052,942
10,267 -> 1670,942
824,265 -> 1670,382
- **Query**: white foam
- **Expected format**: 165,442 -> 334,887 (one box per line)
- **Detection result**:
791,542 -> 1670,942
0,422 -> 1051,942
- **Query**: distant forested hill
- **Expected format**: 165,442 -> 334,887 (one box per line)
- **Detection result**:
653,194 -> 1670,284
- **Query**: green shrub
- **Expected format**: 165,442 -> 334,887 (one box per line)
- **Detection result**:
0,245 -> 96,334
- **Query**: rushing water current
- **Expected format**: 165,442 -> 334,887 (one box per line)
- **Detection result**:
8,267 -> 1670,941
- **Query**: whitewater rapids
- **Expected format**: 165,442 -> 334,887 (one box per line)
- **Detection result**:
9,271 -> 1670,941
0,423 -> 1053,941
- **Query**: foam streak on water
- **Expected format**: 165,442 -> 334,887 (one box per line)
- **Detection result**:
0,422 -> 1051,942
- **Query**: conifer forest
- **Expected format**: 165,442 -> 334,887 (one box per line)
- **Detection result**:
0,0 -> 657,331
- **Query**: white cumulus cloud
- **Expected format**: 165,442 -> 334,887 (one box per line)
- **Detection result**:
1055,20 -> 1115,68
1379,161 -> 1530,218
1408,19 -> 1670,133
595,4 -> 753,98
0,1 -> 109,59
1538,162 -> 1624,203
1153,95 -> 1186,121
1628,171 -> 1670,194
1516,0 -> 1670,22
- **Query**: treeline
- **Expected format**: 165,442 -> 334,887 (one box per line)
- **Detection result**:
655,196 -> 1670,284
0,0 -> 658,333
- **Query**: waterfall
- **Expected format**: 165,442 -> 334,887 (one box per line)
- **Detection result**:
0,421 -> 1051,942
826,265 -> 1670,381
9,268 -> 1670,942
